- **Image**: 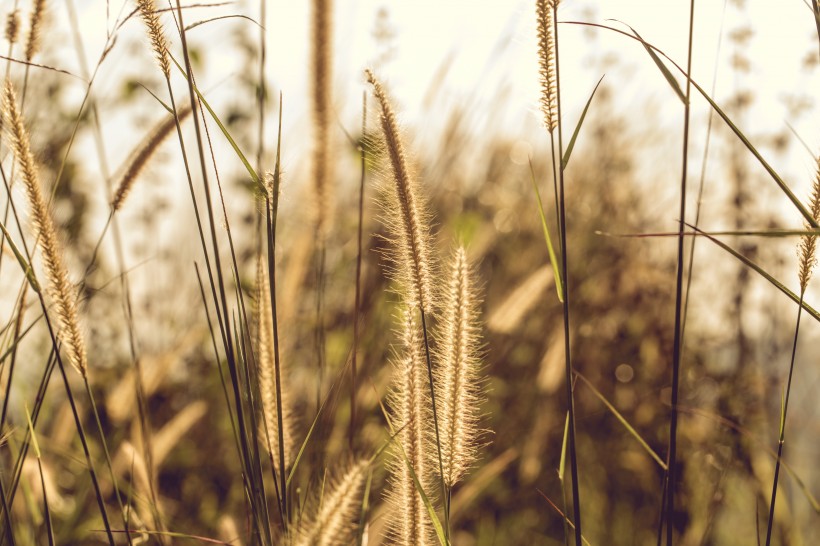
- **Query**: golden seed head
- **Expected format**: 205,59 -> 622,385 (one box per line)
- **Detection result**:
136,0 -> 170,77
367,69 -> 434,313
311,0 -> 334,240
536,0 -> 559,132
435,246 -> 485,487
5,9 -> 19,45
798,157 -> 820,293
3,80 -> 87,377
24,0 -> 46,61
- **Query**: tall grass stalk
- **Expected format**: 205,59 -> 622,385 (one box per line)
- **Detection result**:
666,2 -> 695,543
311,0 -> 333,409
350,91 -> 367,450
366,69 -> 450,541
165,1 -> 274,541
764,162 -> 820,545
536,1 -> 582,542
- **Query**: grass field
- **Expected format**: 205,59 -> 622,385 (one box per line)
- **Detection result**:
0,0 -> 818,544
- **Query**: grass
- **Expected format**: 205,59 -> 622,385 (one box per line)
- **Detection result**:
0,1 -> 818,545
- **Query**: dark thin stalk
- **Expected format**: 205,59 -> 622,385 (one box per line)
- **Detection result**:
255,0 -> 267,255
812,0 -> 820,61
171,3 -> 268,541
37,458 -> 55,546
764,297 -> 803,545
419,308 -> 450,543
266,99 -> 287,527
0,472 -> 14,545
666,3 -> 696,544
552,6 -> 582,544
350,90 -> 367,450
680,0 -> 727,344
315,240 -> 327,411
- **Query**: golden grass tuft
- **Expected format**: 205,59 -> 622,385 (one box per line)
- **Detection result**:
3,80 -> 87,377
111,103 -> 193,211
311,0 -> 334,240
5,8 -> 19,45
24,0 -> 45,62
535,0 -> 559,132
135,0 -> 170,78
386,309 -> 435,546
290,460 -> 368,546
798,156 -> 820,293
435,246 -> 485,487
366,69 -> 434,313
255,256 -> 295,472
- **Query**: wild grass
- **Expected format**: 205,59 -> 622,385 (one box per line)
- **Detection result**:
0,0 -> 818,545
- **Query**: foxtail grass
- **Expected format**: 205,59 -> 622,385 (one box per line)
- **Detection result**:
291,460 -> 368,546
386,310 -> 436,545
111,103 -> 193,212
24,0 -> 44,62
535,2 -> 583,543
256,255 -> 295,473
367,69 -> 450,540
764,158 -> 820,545
3,81 -> 87,377
435,247 -> 484,489
135,0 -> 170,78
365,69 -> 433,313
4,9 -> 18,46
311,0 -> 334,240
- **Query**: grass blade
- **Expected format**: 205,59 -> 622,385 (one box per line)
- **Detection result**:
529,159 -> 563,302
575,373 -> 666,469
561,75 -> 605,170
564,20 -> 820,229
688,224 -> 820,322
620,23 -> 686,104
168,54 -> 262,192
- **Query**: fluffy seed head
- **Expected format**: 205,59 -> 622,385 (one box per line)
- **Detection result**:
24,0 -> 45,61
135,0 -> 170,77
435,246 -> 485,487
111,104 -> 192,211
798,157 -> 820,293
536,0 -> 559,132
311,0 -> 334,240
366,69 -> 434,313
5,9 -> 19,45
3,81 -> 87,377
291,460 -> 369,546
255,256 -> 295,472
385,309 -> 435,546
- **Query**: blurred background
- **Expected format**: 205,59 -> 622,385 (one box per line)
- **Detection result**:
1,0 -> 819,544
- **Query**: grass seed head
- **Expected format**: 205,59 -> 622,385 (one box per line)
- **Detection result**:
3,80 -> 87,377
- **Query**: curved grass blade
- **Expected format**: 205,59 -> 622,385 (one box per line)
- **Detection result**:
536,489 -> 593,546
620,23 -> 685,104
563,20 -> 820,229
562,75 -> 605,170
575,373 -> 666,469
688,224 -> 820,323
528,159 -> 563,303
168,54 -> 263,193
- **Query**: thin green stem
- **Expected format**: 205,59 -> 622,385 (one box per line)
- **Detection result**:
552,5 -> 582,544
764,295 -> 803,545
420,308 -> 450,544
666,2 -> 695,544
